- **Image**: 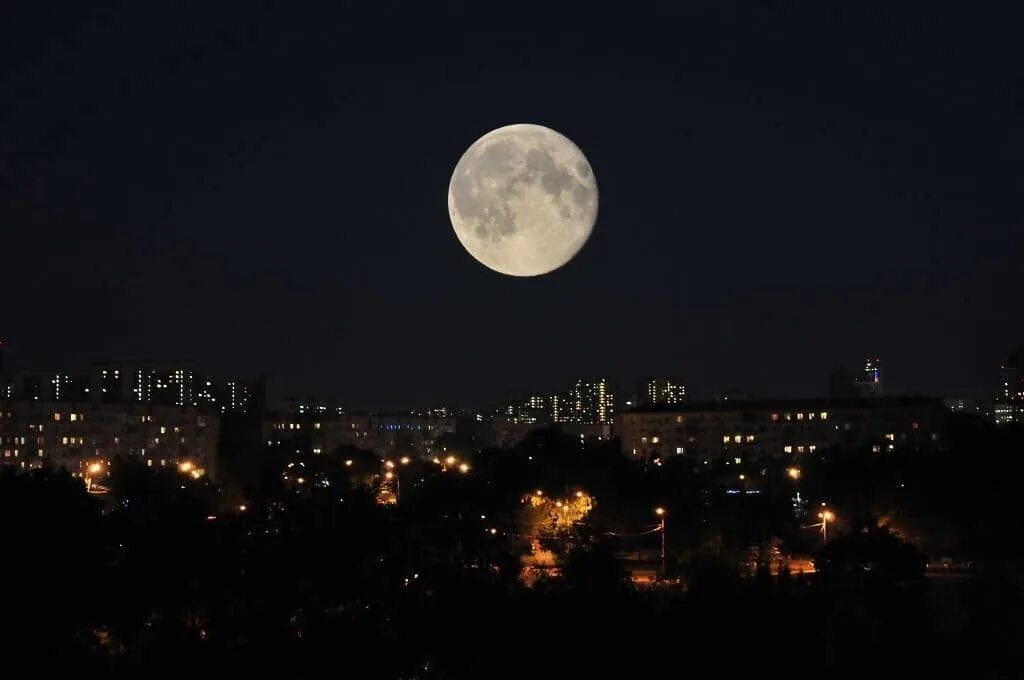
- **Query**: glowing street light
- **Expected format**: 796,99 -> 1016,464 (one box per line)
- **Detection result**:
345,459 -> 353,467
400,456 -> 411,465
88,462 -> 103,475
817,509 -> 836,543
445,455 -> 456,466
458,463 -> 470,474
787,467 -> 801,480
385,460 -> 395,469
178,461 -> 194,473
385,471 -> 394,480
654,508 -> 667,577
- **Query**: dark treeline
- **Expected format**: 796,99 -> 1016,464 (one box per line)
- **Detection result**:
1,415 -> 1022,678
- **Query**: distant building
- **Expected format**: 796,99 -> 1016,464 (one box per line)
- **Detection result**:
263,409 -> 456,457
194,377 -> 263,414
498,394 -> 552,425
0,399 -> 219,481
617,397 -> 946,462
553,378 -> 614,425
994,348 -> 1024,425
855,357 -> 883,397
644,378 -> 686,406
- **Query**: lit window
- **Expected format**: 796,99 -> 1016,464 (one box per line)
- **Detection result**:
872,444 -> 881,453
884,433 -> 895,441
733,435 -> 742,443
820,412 -> 828,420
722,435 -> 730,444
797,445 -> 805,453
53,412 -> 61,422
784,445 -> 793,454
809,445 -> 817,453
784,413 -> 792,421
771,413 -> 779,422
796,413 -> 805,420
675,447 -> 684,454
745,435 -> 755,443
160,426 -> 167,434
808,412 -> 816,420
651,436 -> 660,444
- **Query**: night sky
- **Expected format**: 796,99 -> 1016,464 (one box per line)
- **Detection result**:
3,1 -> 1022,406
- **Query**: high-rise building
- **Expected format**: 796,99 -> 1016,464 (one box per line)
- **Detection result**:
132,366 -> 194,406
994,348 -> 1024,425
644,378 -> 686,406
194,377 -> 261,414
854,357 -> 882,397
555,378 -> 614,424
95,365 -> 128,403
49,373 -> 91,402
499,394 -> 552,424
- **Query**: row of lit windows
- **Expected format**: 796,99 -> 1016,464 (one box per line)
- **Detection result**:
722,434 -> 757,444
771,412 -> 828,422
783,444 -> 817,454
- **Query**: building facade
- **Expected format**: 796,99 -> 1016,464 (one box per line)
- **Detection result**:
617,397 -> 946,462
0,399 -> 219,481
263,409 -> 456,457
994,348 -> 1024,425
553,378 -> 614,425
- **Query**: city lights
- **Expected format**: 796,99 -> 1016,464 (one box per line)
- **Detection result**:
787,467 -> 801,480
178,461 -> 194,473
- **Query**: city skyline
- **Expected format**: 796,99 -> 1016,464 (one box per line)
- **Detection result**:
4,337 -> 1021,420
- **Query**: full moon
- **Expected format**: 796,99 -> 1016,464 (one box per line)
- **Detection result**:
448,124 -> 598,277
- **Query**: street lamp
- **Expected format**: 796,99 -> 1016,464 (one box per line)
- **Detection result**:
817,509 -> 835,544
654,507 -> 667,578
787,467 -> 800,480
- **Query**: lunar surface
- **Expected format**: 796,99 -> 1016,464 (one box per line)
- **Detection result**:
448,124 -> 598,276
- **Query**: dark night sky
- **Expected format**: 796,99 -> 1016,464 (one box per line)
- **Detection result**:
2,1 -> 1022,406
